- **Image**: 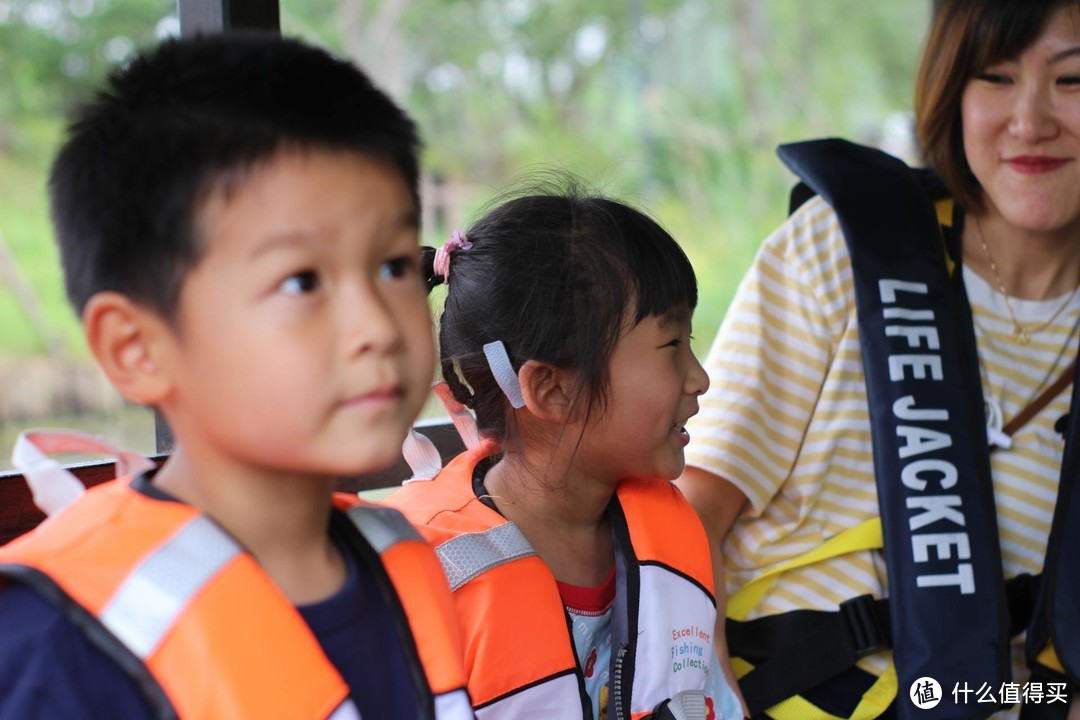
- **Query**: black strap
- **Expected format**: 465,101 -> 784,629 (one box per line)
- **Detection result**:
1026,353 -> 1080,684
729,594 -> 889,716
1018,663 -> 1074,720
730,575 -> 1040,718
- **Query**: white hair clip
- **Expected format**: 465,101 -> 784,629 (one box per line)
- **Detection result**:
483,340 -> 525,409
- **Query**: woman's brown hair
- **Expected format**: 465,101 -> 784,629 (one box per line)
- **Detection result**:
916,0 -> 1079,210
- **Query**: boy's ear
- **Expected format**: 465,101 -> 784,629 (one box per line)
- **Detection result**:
82,292 -> 174,406
517,360 -> 576,423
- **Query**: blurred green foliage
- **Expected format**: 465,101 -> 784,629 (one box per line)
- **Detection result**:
0,0 -> 930,359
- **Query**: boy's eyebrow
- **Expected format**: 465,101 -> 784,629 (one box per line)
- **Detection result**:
248,211 -> 420,261
248,231 -> 316,261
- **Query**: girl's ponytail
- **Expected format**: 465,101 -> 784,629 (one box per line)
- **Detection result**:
421,246 -> 443,294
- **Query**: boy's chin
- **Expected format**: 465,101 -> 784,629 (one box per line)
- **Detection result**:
330,439 -> 414,479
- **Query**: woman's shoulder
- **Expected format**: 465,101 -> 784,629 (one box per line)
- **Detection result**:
759,194 -> 852,283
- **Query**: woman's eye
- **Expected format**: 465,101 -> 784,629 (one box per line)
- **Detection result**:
1058,75 -> 1080,86
380,256 -> 416,280
279,270 -> 320,295
976,72 -> 1011,85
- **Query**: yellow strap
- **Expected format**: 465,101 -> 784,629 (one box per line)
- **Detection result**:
728,517 -> 894,720
934,198 -> 957,276
732,656 -> 898,720
935,198 -> 953,228
728,517 -> 884,620
1037,644 -> 1066,674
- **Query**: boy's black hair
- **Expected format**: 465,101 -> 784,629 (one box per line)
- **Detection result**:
423,177 -> 698,443
50,32 -> 421,320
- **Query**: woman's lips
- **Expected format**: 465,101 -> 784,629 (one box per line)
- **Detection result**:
1007,155 -> 1070,174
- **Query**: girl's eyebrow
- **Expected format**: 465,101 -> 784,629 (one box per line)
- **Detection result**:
658,305 -> 692,327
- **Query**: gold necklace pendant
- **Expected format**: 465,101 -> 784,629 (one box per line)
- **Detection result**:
975,216 -> 1079,345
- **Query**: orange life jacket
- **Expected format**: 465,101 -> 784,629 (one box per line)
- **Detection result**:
387,445 -> 718,720
0,477 -> 474,720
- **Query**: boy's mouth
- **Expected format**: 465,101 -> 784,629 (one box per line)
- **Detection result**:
340,384 -> 405,409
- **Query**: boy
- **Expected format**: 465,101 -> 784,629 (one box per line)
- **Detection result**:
0,33 -> 472,719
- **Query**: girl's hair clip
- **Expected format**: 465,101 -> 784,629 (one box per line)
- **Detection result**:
483,340 -> 525,409
432,230 -> 472,284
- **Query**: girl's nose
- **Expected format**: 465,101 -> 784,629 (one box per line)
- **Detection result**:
687,351 -> 710,396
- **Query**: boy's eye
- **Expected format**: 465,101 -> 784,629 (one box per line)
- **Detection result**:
279,270 -> 320,295
380,255 -> 417,280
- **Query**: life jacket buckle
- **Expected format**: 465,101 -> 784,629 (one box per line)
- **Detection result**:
839,594 -> 890,658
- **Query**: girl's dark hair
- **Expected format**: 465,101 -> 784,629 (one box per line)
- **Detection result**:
916,0 -> 1080,210
423,179 -> 697,443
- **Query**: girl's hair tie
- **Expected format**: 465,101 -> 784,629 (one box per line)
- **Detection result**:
433,230 -> 472,284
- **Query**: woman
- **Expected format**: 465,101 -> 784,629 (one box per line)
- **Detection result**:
677,2 -> 1080,718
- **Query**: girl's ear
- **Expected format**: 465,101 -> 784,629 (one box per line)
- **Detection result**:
518,360 -> 576,423
82,292 -> 175,406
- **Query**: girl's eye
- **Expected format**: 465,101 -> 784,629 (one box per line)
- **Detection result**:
664,338 -> 683,348
1058,75 -> 1080,86
380,255 -> 417,280
279,270 -> 320,295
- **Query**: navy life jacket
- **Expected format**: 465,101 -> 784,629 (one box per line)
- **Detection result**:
725,138 -> 1080,720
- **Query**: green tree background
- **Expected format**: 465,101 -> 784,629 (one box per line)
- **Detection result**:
0,0 -> 930,454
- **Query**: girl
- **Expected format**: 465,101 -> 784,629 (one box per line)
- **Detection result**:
387,184 -> 743,720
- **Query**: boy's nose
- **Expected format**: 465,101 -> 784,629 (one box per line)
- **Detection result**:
343,289 -> 404,356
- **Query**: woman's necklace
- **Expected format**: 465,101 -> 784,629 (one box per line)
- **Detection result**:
974,217 -> 1080,345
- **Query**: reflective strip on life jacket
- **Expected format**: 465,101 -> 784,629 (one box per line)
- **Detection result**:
345,503 -> 425,553
98,514 -> 241,659
435,522 -> 537,591
0,480 -> 352,719
343,503 -> 474,714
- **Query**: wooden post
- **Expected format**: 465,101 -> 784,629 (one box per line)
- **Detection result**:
177,0 -> 279,37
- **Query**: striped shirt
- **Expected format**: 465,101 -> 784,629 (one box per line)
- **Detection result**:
685,195 -> 1079,700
